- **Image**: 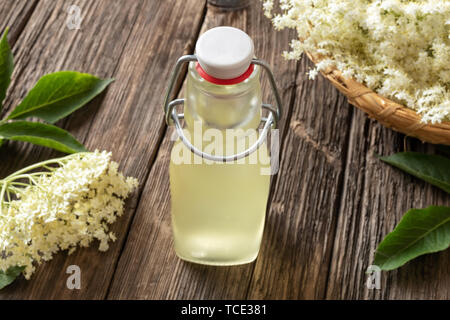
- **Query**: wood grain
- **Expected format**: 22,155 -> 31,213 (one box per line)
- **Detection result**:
0,0 -> 205,299
1,0 -> 143,171
0,0 -> 144,299
0,0 -> 38,46
107,2 -> 299,299
325,109 -> 450,300
246,56 -> 353,299
0,0 -> 448,300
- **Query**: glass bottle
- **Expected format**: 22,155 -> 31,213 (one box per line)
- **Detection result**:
165,27 -> 279,265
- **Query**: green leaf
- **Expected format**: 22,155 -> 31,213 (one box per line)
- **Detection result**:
380,152 -> 450,194
0,266 -> 25,290
374,206 -> 450,270
0,121 -> 87,153
7,71 -> 113,123
0,28 -> 14,110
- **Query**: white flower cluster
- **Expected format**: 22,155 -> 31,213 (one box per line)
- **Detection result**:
0,151 -> 138,279
263,0 -> 450,123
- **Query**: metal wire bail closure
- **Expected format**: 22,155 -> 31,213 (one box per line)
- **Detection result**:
163,55 -> 282,162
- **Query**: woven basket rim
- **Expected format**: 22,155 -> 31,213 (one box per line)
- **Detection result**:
305,51 -> 450,144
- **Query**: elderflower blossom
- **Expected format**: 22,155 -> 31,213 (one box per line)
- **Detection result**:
0,151 -> 138,279
263,0 -> 450,123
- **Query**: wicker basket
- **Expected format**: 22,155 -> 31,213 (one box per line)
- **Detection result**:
306,51 -> 450,146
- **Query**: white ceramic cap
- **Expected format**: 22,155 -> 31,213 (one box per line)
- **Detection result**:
195,26 -> 254,79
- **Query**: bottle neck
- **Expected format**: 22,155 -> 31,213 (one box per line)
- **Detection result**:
195,62 -> 255,85
184,61 -> 262,132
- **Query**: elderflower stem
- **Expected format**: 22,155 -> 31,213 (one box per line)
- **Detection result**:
10,182 -> 30,187
28,171 -> 53,176
6,186 -> 22,194
0,180 -> 7,217
3,152 -> 89,182
6,174 -> 40,182
0,153 -> 90,211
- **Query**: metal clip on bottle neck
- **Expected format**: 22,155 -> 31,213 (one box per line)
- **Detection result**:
163,54 -> 282,162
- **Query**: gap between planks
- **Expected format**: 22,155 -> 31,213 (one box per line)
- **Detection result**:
4,0 -> 39,46
0,0 -> 39,119
321,100 -> 354,298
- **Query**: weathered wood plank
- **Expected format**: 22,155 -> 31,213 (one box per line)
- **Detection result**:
1,0 -> 447,301
42,0 -> 205,300
0,0 -> 39,120
107,2 -> 298,299
0,0 -> 38,46
0,0 -> 154,299
0,0 -> 142,172
325,110 -> 450,299
245,56 -> 353,299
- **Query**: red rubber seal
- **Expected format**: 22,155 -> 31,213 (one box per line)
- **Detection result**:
195,62 -> 254,85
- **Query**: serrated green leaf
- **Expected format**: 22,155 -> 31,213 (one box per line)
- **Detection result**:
380,152 -> 450,194
0,266 -> 25,290
0,28 -> 14,110
374,206 -> 450,270
7,71 -> 113,123
0,121 -> 87,153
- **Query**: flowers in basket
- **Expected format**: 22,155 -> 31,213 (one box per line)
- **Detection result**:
263,0 -> 450,123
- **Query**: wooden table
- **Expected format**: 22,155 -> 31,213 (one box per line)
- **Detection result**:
0,0 -> 448,300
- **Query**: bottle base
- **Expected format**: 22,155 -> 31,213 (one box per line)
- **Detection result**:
175,251 -> 258,266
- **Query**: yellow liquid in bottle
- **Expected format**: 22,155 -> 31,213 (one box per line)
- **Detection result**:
169,63 -> 270,265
